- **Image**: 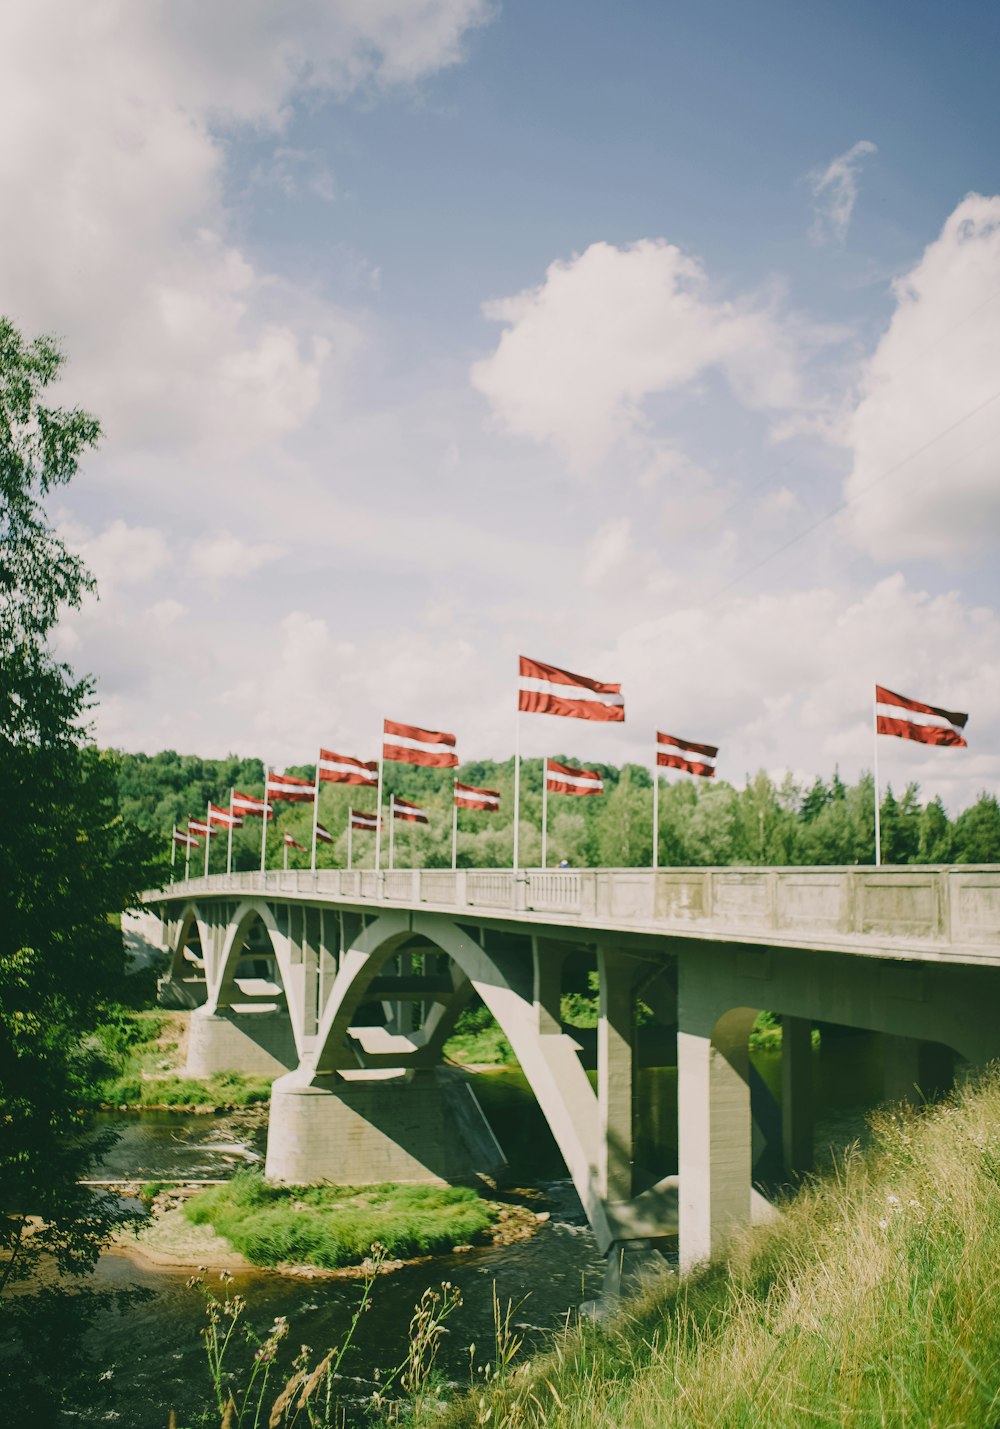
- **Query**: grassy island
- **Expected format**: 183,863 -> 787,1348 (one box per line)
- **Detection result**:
182,1171 -> 497,1268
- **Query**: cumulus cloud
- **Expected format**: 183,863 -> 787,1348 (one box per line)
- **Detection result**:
189,533 -> 287,584
842,193 -> 1000,561
0,1 -> 491,457
809,140 -> 877,245
471,239 -> 804,470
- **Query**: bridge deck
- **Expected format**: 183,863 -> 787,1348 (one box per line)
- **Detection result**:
149,864 -> 1000,967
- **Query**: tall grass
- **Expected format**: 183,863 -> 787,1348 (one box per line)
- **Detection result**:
184,1172 -> 495,1268
428,1066 -> 1000,1428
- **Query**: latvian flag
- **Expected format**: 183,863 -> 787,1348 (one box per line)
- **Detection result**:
316,821 -> 335,845
232,791 -> 273,820
172,829 -> 200,847
545,759 -> 604,797
656,732 -> 718,778
283,833 -> 307,852
454,781 -> 500,812
392,795 -> 429,824
350,809 -> 380,832
187,817 -> 215,838
318,749 -> 378,786
383,719 -> 458,768
208,802 -> 243,827
876,685 -> 968,747
267,770 -> 315,802
518,656 -> 625,722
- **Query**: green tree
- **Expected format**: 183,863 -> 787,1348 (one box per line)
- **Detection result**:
0,319 -> 158,1414
952,793 -> 1000,864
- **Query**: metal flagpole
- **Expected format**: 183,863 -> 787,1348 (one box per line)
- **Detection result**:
204,801 -> 211,877
541,758 -> 548,868
347,816 -> 353,871
227,789 -> 235,876
512,708 -> 521,873
652,755 -> 660,871
185,835 -> 192,882
310,758 -> 320,872
283,839 -> 289,872
873,685 -> 882,866
375,751 -> 384,873
170,828 -> 177,882
451,780 -> 458,871
260,766 -> 270,873
389,796 -> 395,870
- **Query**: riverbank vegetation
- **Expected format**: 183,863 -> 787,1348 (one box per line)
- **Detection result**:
116,747 -> 1000,872
425,1065 -> 1000,1429
182,1172 -> 497,1269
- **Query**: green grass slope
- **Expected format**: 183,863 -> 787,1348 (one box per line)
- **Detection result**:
432,1067 -> 1000,1429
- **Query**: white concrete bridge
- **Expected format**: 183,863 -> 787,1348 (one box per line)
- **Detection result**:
143,863 -> 1000,1278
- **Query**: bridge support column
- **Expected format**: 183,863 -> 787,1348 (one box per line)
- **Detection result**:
186,1008 -> 297,1078
781,1016 -> 812,1179
882,1033 -> 924,1103
597,949 -> 639,1202
264,1068 -> 505,1186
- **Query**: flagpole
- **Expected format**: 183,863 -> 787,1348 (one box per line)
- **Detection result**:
170,828 -> 177,882
227,788 -> 235,876
375,751 -> 384,874
348,816 -> 353,871
652,758 -> 660,870
541,757 -> 548,868
185,835 -> 192,882
204,801 -> 211,878
389,797 -> 395,870
283,839 -> 289,872
311,758 -> 320,873
512,707 -> 521,873
452,780 -> 458,871
260,766 -> 270,874
873,685 -> 882,866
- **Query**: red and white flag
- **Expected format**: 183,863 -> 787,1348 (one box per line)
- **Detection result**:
172,829 -> 200,847
350,809 -> 380,831
875,686 -> 968,747
454,781 -> 500,812
392,795 -> 429,824
383,719 -> 458,768
656,732 -> 718,778
283,833 -> 307,852
545,759 -> 604,796
187,817 -> 216,838
518,656 -> 625,722
208,802 -> 243,827
232,790 -> 273,820
267,770 -> 316,803
317,749 -> 378,786
315,821 -> 335,845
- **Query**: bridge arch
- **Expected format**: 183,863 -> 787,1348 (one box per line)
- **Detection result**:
161,903 -> 213,1007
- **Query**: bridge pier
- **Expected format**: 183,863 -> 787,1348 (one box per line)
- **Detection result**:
187,1007 -> 298,1079
264,1067 -> 505,1186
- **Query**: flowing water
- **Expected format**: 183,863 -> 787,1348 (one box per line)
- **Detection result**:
75,1033 -> 889,1427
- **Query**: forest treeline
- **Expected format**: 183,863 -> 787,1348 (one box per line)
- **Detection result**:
117,749 -> 1000,871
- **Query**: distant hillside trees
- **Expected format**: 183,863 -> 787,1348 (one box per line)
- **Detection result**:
115,747 -> 1000,869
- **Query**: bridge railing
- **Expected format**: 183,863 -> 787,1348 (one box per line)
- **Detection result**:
149,863 -> 1000,953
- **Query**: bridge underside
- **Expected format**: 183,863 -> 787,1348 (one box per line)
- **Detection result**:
152,891 -> 1000,1279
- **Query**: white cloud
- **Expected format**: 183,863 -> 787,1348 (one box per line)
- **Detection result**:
809,140 -> 877,245
0,1 -> 491,458
471,239 -> 805,470
585,517 -> 633,586
842,193 -> 1000,561
68,518 -> 171,590
189,533 -> 287,584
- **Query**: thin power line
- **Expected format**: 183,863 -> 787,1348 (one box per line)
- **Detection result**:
709,383 -> 1000,605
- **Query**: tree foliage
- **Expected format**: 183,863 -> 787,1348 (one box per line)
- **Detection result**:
0,318 -> 158,1411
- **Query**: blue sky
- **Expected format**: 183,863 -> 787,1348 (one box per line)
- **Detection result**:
2,0 -> 999,812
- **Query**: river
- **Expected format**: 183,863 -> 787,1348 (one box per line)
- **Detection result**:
79,1032 -> 888,1427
